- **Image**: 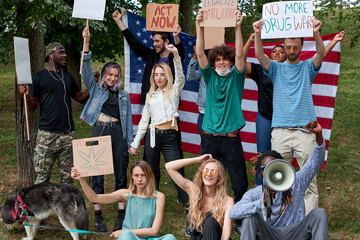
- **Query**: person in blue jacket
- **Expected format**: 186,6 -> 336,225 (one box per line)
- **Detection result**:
80,27 -> 134,233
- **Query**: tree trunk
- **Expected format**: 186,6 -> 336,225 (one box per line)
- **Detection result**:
67,49 -> 82,111
15,28 -> 44,189
179,0 -> 193,34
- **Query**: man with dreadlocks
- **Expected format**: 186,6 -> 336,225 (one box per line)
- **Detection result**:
229,120 -> 328,240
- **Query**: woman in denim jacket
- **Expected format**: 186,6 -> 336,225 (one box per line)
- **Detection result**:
81,27 -> 134,233
128,44 -> 189,208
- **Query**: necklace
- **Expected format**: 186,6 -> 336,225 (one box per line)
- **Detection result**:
47,67 -> 64,82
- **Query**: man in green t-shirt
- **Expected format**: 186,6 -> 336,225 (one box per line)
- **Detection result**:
195,10 -> 248,236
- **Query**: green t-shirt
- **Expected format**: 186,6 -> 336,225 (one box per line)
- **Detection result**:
201,62 -> 246,134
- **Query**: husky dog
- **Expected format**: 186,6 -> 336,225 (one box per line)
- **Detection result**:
0,182 -> 89,240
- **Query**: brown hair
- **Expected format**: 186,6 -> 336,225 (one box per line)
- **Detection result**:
208,45 -> 235,68
128,160 -> 156,198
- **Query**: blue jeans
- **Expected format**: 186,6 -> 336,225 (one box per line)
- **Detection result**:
201,134 -> 248,203
197,113 -> 204,137
255,113 -> 272,186
144,129 -> 189,207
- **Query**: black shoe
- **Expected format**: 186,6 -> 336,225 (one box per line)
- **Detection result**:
185,220 -> 191,237
235,223 -> 242,237
94,211 -> 107,232
113,209 -> 125,231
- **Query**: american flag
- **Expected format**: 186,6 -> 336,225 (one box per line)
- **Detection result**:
123,11 -> 341,169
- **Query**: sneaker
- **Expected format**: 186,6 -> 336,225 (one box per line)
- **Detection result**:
235,223 -> 242,237
94,211 -> 107,232
185,220 -> 191,237
113,209 -> 125,231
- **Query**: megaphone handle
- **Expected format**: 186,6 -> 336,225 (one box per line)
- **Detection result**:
266,187 -> 272,221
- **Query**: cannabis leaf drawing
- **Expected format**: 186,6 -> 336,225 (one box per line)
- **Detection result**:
77,147 -> 107,172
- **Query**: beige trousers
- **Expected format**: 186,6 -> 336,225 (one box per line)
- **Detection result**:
271,127 -> 318,215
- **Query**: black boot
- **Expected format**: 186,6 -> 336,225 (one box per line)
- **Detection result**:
94,210 -> 107,232
113,209 -> 125,231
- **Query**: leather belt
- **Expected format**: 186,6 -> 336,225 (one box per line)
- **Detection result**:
94,121 -> 120,127
202,129 -> 239,138
286,127 -> 309,133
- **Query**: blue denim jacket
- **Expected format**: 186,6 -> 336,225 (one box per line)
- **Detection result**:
186,58 -> 206,108
80,52 -> 134,147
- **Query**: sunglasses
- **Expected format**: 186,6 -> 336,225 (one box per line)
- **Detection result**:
202,168 -> 218,177
284,46 -> 301,51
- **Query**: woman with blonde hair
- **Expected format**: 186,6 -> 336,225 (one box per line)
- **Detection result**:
129,44 -> 188,208
71,161 -> 175,240
166,154 -> 234,240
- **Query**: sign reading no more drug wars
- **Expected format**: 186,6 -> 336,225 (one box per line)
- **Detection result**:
261,1 -> 313,39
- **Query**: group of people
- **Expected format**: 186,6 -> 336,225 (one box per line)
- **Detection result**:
18,7 -> 346,240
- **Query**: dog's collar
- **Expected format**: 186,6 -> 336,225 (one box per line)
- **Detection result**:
11,194 -> 33,221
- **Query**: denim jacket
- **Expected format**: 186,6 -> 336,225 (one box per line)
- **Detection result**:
80,51 -> 134,147
186,58 -> 206,108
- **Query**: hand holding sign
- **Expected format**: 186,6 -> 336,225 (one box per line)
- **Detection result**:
235,10 -> 243,26
312,16 -> 321,34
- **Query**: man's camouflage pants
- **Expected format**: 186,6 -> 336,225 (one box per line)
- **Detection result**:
33,129 -> 75,184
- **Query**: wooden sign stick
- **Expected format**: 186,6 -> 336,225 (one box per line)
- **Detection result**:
79,19 -> 89,74
23,94 -> 30,141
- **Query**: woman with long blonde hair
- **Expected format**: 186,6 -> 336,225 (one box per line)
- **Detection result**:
129,44 -> 188,208
71,161 -> 175,240
166,154 -> 234,239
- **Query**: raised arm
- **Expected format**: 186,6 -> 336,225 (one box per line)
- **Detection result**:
166,44 -> 185,97
110,192 -> 166,238
173,25 -> 181,45
71,168 -> 128,204
112,9 -> 127,31
325,31 -> 345,57
243,34 -> 255,76
253,19 -> 271,71
165,154 -> 212,194
311,17 -> 326,69
234,10 -> 245,72
195,10 -> 208,69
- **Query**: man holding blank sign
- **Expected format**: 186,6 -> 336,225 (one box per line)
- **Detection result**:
19,42 -> 89,185
252,15 -> 325,215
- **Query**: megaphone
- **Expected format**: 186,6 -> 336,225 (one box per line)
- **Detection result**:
263,159 -> 296,192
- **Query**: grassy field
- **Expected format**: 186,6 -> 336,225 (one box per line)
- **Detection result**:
0,36 -> 359,239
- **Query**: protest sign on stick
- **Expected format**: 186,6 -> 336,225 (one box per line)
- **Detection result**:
14,36 -> 32,141
146,3 -> 179,32
200,0 -> 238,27
204,27 -> 225,49
261,1 -> 313,39
72,0 -> 107,74
72,136 -> 114,177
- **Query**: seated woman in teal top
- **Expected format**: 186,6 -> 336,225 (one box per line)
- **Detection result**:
71,161 -> 175,240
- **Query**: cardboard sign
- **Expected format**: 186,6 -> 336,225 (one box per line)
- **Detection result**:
72,136 -> 114,177
14,37 -> 32,84
261,1 -> 313,39
204,27 -> 225,49
72,0 -> 106,21
200,0 -> 237,27
146,3 -> 179,32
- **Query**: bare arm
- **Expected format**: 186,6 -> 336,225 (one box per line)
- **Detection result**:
165,154 -> 212,194
234,10 -> 245,72
243,34 -> 255,76
325,31 -> 345,57
173,25 -> 181,45
312,17 -> 326,69
306,120 -> 323,146
72,90 -> 89,103
112,9 -> 128,31
195,10 -> 208,69
19,84 -> 39,111
253,19 -> 271,71
110,192 -> 166,238
71,168 -> 128,204
221,196 -> 235,240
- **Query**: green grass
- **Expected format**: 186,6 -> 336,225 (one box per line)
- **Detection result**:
1,36 -> 360,240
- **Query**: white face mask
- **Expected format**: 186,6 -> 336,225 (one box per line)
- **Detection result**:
215,67 -> 231,76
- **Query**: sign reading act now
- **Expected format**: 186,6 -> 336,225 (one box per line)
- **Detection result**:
261,1 -> 313,39
146,4 -> 179,32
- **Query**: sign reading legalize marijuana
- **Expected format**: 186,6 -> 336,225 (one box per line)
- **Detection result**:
72,136 -> 114,177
